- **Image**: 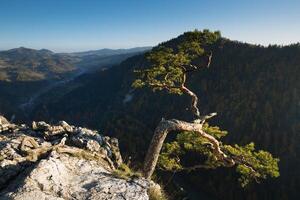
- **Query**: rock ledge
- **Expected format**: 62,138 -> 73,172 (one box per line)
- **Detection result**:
0,116 -> 152,200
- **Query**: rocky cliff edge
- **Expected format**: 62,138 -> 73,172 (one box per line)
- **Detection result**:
0,116 -> 156,200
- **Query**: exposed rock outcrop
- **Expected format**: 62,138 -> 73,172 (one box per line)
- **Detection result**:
0,116 -> 153,200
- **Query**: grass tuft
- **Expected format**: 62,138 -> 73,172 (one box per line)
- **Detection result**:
112,163 -> 142,180
148,185 -> 168,200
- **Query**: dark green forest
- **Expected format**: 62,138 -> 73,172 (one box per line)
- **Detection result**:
1,31 -> 299,199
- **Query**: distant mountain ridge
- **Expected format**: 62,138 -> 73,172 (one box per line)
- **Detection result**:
0,45 -> 152,121
1,47 -> 52,57
0,46 -> 151,81
67,46 -> 152,57
0,47 -> 75,81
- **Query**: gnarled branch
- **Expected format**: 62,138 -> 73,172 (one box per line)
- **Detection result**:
142,117 -> 234,179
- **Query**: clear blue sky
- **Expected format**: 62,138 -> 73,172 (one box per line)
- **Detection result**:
0,0 -> 299,52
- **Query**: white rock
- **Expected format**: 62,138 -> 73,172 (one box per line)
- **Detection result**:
1,152 -> 150,200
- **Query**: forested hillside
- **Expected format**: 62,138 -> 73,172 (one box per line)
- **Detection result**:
0,46 -> 151,82
17,31 -> 300,199
0,47 -> 149,121
0,47 -> 76,81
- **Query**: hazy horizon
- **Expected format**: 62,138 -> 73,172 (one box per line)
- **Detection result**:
0,0 -> 299,52
1,38 -> 300,54
0,46 -> 153,53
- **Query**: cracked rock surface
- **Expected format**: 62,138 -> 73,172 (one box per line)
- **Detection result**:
0,116 -> 152,200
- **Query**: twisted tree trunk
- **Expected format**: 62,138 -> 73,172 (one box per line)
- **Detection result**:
142,53 -> 234,179
142,118 -> 234,179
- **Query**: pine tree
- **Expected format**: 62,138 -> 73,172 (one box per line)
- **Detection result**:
133,29 -> 279,187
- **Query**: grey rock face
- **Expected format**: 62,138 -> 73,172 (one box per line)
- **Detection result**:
0,116 -> 152,200
0,116 -> 13,132
0,116 -> 9,125
2,152 -> 150,200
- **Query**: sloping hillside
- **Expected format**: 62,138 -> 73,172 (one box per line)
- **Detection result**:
0,46 -> 151,81
0,47 -> 76,81
0,46 -> 149,121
